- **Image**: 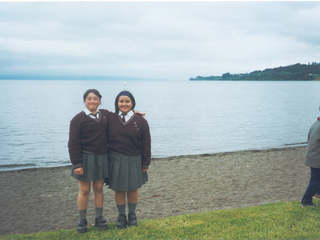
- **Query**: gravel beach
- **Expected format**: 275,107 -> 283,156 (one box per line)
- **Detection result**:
0,146 -> 309,236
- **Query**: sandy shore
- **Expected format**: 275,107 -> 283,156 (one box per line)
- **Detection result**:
0,146 -> 310,236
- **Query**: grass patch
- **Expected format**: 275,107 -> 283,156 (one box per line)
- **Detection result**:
2,200 -> 320,239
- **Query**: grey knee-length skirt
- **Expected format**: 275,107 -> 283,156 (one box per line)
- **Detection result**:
71,152 -> 109,182
108,152 -> 148,192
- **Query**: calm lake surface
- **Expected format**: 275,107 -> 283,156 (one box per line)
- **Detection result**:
0,80 -> 319,171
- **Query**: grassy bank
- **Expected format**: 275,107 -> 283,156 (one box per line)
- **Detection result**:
2,200 -> 320,239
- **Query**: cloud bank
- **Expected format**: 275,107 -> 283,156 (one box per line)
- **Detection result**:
1,2 -> 320,80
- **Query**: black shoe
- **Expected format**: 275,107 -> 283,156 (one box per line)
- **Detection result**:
95,216 -> 108,230
77,219 -> 87,234
128,213 -> 138,227
300,202 -> 319,207
117,214 -> 127,229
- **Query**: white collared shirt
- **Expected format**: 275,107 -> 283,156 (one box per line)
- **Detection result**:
84,108 -> 100,119
119,110 -> 134,122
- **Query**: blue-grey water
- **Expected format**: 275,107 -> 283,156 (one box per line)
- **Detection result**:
0,80 -> 319,171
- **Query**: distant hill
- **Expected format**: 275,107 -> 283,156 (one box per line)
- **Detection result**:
190,62 -> 320,81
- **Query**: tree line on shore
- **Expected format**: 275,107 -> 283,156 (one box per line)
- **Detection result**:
190,62 -> 320,81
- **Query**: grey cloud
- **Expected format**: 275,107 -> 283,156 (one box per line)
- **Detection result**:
1,2 -> 320,80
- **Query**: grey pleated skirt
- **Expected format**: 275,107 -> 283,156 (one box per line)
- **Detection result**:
108,152 -> 148,192
71,152 -> 109,182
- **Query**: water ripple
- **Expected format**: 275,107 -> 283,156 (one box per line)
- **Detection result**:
0,80 -> 319,170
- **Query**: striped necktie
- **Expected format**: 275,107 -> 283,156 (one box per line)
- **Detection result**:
90,112 -> 99,119
121,113 -> 126,122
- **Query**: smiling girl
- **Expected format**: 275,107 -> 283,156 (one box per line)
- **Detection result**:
68,89 -> 110,233
107,90 -> 151,229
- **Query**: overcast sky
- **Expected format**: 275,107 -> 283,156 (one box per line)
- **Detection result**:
1,1 -> 320,81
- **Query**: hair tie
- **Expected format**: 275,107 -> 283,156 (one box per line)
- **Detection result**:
119,91 -> 131,98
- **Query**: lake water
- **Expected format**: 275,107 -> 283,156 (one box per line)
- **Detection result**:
0,80 -> 319,171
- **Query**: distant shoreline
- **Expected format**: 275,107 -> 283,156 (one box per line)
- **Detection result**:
189,79 -> 320,81
0,143 -> 308,172
189,62 -> 320,81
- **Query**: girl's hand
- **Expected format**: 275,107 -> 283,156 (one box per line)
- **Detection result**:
134,110 -> 146,117
142,168 -> 148,173
74,167 -> 84,175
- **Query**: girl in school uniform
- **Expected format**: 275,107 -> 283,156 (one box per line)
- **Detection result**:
68,89 -> 110,233
107,90 -> 151,229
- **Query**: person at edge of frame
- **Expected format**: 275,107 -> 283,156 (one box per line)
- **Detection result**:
301,114 -> 320,207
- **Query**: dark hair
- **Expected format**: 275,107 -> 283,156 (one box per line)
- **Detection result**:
83,89 -> 102,102
114,90 -> 136,113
